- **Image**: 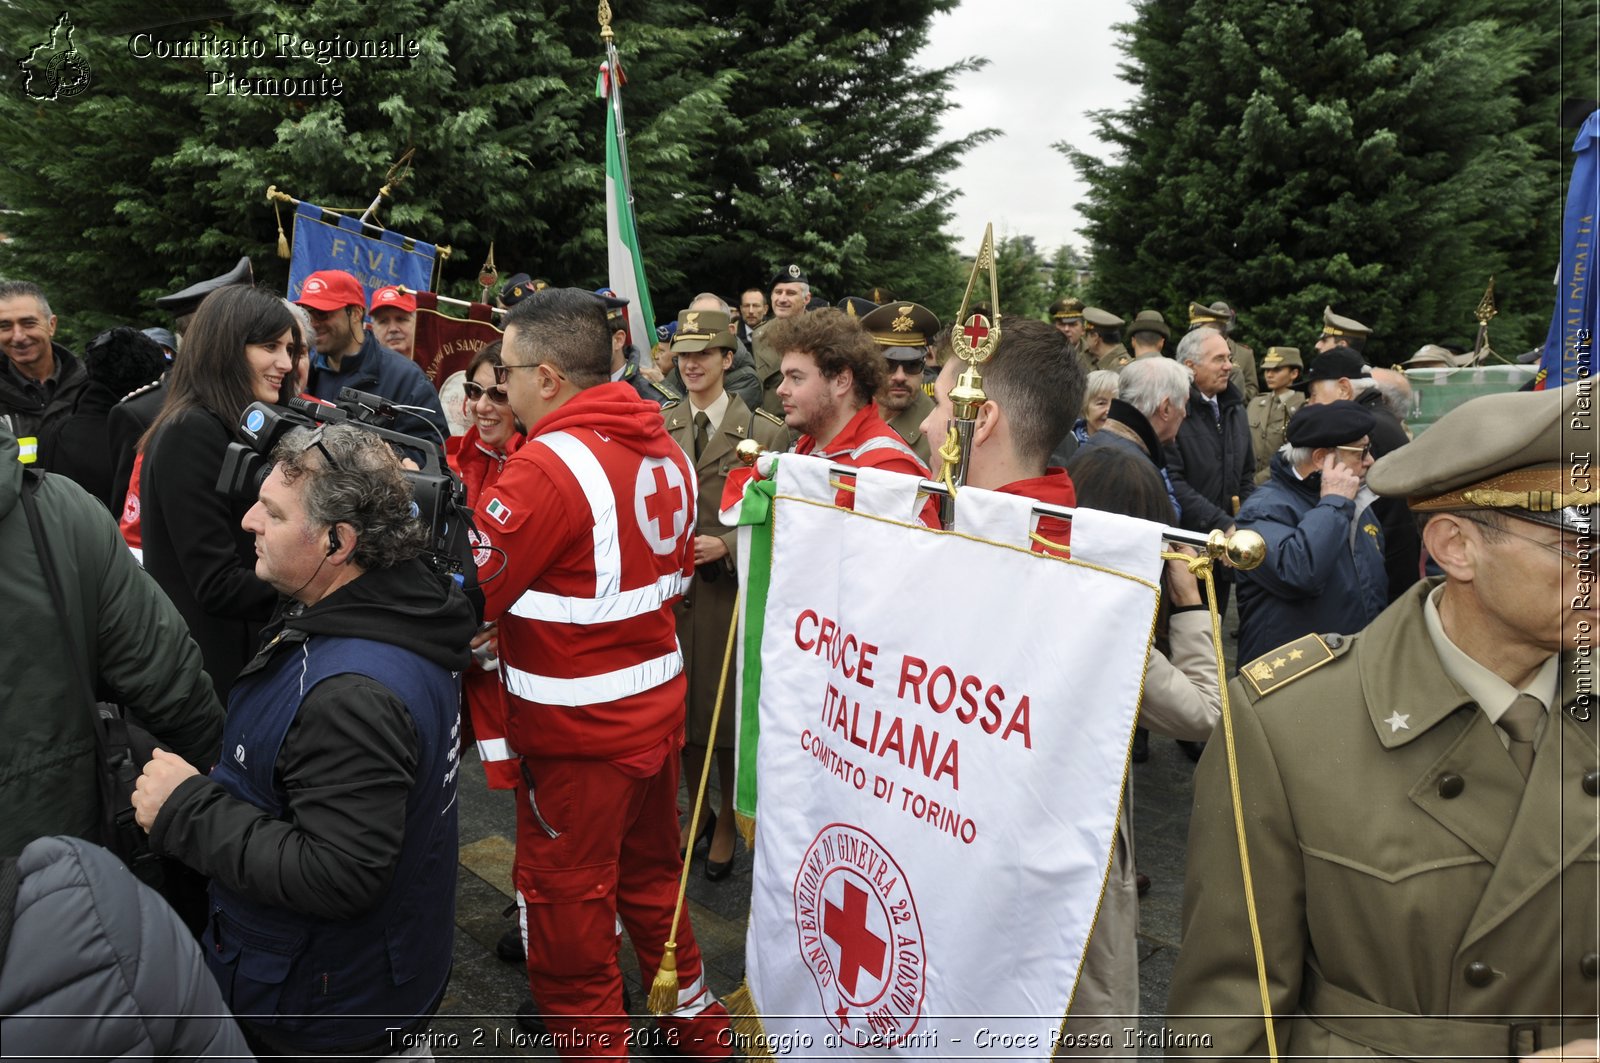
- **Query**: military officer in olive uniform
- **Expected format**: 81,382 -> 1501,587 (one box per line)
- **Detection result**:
1246,346 -> 1305,483
1082,307 -> 1130,372
860,301 -> 940,466
1189,300 -> 1259,400
1316,305 -> 1372,355
1127,309 -> 1170,358
662,307 -> 789,881
1049,297 -> 1086,362
1168,382 -> 1600,1061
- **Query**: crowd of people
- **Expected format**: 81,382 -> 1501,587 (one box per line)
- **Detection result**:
0,259 -> 1593,1062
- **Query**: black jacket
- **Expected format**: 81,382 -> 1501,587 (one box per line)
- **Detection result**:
38,378 -> 119,509
140,406 -> 278,698
1164,383 -> 1256,534
1355,388 -> 1423,601
151,559 -> 475,919
307,331 -> 449,448
0,343 -> 88,464
107,377 -> 165,519
0,836 -> 253,1059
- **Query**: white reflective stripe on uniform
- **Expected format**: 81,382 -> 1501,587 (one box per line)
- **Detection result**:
665,973 -> 716,1018
476,737 -> 514,762
848,434 -> 923,466
509,570 -> 690,625
502,644 -> 683,707
532,430 -> 621,598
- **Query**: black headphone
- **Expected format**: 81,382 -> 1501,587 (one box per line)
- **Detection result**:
327,528 -> 341,556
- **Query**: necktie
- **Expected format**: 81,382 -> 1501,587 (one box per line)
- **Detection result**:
1500,693 -> 1544,780
693,411 -> 711,461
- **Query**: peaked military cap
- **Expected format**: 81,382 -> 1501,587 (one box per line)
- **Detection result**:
1127,309 -> 1170,341
1368,382 -> 1596,533
155,256 -> 254,317
860,302 -> 940,360
670,308 -> 735,353
837,295 -> 878,319
500,273 -> 549,307
1187,301 -> 1227,327
1260,346 -> 1303,370
1404,344 -> 1472,369
865,286 -> 895,305
1083,307 -> 1124,331
1321,306 -> 1371,340
1049,297 -> 1085,322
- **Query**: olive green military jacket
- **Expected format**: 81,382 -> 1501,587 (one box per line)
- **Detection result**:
751,321 -> 785,418
1168,579 -> 1599,1060
1093,343 -> 1132,372
1247,389 -> 1304,483
1229,338 -> 1259,401
885,390 -> 935,468
663,393 -> 789,746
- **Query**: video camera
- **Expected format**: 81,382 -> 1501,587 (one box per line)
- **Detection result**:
217,388 -> 473,577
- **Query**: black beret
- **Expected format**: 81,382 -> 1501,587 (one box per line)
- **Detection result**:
1285,400 -> 1376,448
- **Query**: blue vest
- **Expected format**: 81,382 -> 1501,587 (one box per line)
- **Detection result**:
207,634 -> 460,1052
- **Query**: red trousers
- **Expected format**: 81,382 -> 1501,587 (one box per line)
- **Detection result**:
514,752 -> 732,1059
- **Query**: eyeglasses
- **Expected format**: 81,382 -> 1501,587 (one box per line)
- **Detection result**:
1335,443 -> 1373,459
493,362 -> 545,385
1456,513 -> 1588,564
299,425 -> 342,471
885,360 -> 922,376
463,381 -> 509,404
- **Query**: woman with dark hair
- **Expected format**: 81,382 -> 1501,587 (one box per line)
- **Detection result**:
139,285 -> 303,698
1059,443 -> 1221,1057
446,342 -> 522,505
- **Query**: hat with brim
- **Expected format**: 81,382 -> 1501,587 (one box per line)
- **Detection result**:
1296,347 -> 1371,391
1128,309 -> 1170,341
156,256 -> 254,317
771,263 -> 809,288
1368,383 -> 1596,533
837,296 -> 878,319
669,308 -> 735,353
861,302 -> 940,359
370,285 -> 416,314
294,270 -> 365,312
1187,301 -> 1227,328
1260,346 -> 1304,370
1049,297 -> 1085,322
1321,305 -> 1371,340
1083,307 -> 1123,332
1403,344 -> 1474,369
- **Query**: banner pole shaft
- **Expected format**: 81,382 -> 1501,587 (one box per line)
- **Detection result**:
397,286 -> 506,318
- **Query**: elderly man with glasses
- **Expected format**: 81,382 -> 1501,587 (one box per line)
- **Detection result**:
1169,382 -> 1599,1062
1231,399 -> 1388,665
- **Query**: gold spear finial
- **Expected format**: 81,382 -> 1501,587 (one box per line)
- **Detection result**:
1474,276 -> 1497,326
598,0 -> 614,42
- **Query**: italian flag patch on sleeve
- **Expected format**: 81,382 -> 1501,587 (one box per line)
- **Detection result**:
485,498 -> 512,525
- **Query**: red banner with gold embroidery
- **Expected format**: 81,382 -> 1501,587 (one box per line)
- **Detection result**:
411,291 -> 503,385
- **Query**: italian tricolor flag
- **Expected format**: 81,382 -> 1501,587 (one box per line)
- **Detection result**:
596,50 -> 655,351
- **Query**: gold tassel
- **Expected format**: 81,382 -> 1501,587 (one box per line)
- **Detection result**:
274,200 -> 290,259
647,941 -> 679,1015
723,984 -> 774,1062
734,811 -> 756,850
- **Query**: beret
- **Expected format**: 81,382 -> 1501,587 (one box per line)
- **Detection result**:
1285,400 -> 1375,447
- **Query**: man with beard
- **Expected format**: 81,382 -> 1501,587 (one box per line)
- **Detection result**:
861,300 -> 940,466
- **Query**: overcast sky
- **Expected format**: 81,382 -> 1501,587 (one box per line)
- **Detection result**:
918,0 -> 1139,260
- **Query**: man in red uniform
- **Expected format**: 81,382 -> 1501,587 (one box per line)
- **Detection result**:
762,307 -> 934,522
919,318 -> 1083,554
473,288 -> 732,1056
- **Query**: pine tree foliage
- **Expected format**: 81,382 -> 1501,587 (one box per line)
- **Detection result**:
1064,0 -> 1564,363
0,0 -> 983,347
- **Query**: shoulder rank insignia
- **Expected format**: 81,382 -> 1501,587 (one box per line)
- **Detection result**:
754,406 -> 786,427
656,382 -> 681,403
1240,633 -> 1338,697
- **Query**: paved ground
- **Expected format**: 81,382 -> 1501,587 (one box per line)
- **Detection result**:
427,601 -> 1242,1059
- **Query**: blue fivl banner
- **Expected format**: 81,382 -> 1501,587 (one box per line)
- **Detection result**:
1537,110 -> 1600,390
286,201 -> 437,304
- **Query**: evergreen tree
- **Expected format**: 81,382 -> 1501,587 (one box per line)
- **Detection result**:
1064,0 -> 1554,364
992,234 -> 1049,320
0,0 -> 982,347
1048,243 -> 1086,307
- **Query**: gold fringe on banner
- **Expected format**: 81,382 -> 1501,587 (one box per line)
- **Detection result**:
733,812 -> 756,850
722,984 -> 774,1063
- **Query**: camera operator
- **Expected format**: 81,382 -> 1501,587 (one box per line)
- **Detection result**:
132,422 -> 475,1059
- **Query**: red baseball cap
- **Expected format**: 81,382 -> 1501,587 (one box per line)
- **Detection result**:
295,270 -> 365,312
370,285 -> 417,314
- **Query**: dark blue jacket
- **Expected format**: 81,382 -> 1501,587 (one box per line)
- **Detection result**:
308,332 -> 448,448
1234,451 -> 1388,664
1164,382 -> 1255,534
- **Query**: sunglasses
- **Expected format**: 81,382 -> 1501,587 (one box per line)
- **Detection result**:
884,359 -> 922,376
1335,443 -> 1373,459
463,381 -> 509,404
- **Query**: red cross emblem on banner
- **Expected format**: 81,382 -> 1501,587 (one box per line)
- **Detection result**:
824,880 -> 888,998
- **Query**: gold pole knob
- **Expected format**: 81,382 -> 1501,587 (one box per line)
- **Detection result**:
735,439 -> 762,466
1224,529 -> 1267,571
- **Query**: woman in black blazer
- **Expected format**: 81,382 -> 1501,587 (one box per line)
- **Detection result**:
139,286 -> 303,699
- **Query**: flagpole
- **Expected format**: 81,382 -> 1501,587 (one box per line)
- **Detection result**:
397,285 -> 506,317
597,0 -> 655,351
266,185 -> 454,259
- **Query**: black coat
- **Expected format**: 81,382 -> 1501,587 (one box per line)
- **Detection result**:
140,406 -> 278,698
38,379 -> 120,510
107,378 -> 165,519
1164,383 -> 1256,534
1356,389 -> 1423,601
0,343 -> 88,464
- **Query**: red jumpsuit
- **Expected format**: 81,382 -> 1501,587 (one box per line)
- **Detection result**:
475,383 -> 731,1057
446,424 -> 523,789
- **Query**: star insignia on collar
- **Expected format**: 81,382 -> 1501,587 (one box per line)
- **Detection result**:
1384,711 -> 1411,733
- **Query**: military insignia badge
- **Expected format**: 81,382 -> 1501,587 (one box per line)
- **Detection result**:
1240,634 -> 1337,696
892,306 -> 915,332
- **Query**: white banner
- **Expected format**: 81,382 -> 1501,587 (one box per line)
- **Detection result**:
746,455 -> 1163,1056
